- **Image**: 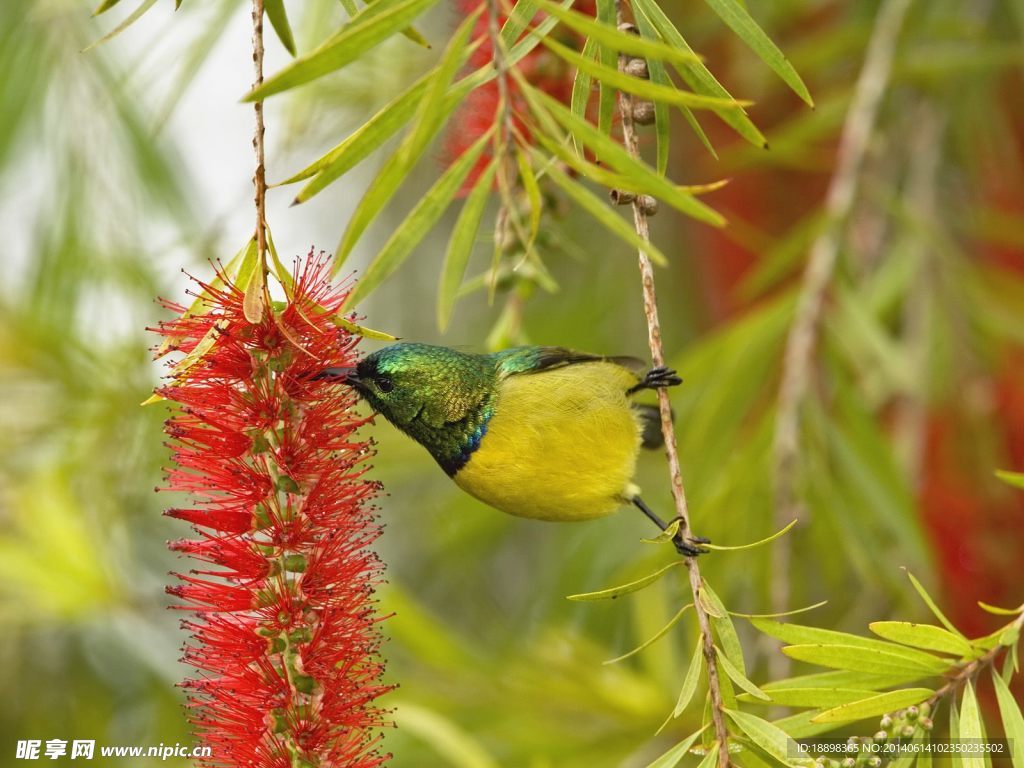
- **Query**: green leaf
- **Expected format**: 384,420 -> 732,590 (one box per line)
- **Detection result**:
527,86 -> 725,226
868,622 -> 976,657
717,646 -> 770,701
244,0 -> 439,101
535,0 -> 702,67
595,0 -> 616,136
673,639 -> 705,718
93,0 -> 122,14
992,669 -> 1024,768
499,0 -> 540,47
700,0 -> 813,106
515,149 -> 542,252
544,36 -> 749,111
904,569 -> 966,637
605,603 -> 693,664
811,689 -> 933,724
645,727 -> 708,768
752,619 -> 947,659
540,156 -> 671,266
632,0 -> 767,147
701,582 -> 745,675
701,519 -> 798,551
640,517 -> 682,545
959,681 -> 985,768
84,0 -> 158,52
762,669 -> 926,692
725,708 -> 797,766
330,315 -> 399,341
730,601 -> 828,620
340,129 -> 491,310
739,687 -> 877,709
978,601 -> 1023,616
265,0 -> 297,56
696,742 -> 720,768
781,644 -> 948,678
282,75 -> 428,188
437,161 -> 496,331
566,561 -> 683,601
996,469 -> 1024,490
570,36 -> 598,156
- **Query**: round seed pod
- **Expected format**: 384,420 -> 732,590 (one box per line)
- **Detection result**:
638,195 -> 659,215
632,100 -> 656,125
624,57 -> 649,79
609,189 -> 636,206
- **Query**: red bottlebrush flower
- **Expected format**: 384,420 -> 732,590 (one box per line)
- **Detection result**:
153,252 -> 392,768
446,0 -> 597,192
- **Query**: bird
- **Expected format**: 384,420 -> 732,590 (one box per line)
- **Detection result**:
319,343 -> 707,556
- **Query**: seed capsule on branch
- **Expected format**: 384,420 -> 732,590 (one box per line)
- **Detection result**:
632,100 -> 656,125
624,57 -> 649,79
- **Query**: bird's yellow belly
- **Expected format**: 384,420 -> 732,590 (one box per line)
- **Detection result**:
452,363 -> 643,521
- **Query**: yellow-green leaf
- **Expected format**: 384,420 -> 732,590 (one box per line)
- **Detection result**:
738,687 -> 876,709
84,0 -> 158,51
701,0 -> 813,106
992,669 -> 1024,768
716,646 -> 770,701
244,0 -> 439,101
566,561 -> 683,601
265,0 -> 297,56
437,160 -> 497,331
645,727 -> 708,768
811,688 -> 933,724
996,469 -> 1024,489
958,681 -> 985,768
904,569 -> 966,637
725,708 -> 797,766
340,129 -> 492,311
868,621 -> 976,657
781,644 -> 948,678
673,639 -> 705,718
701,519 -> 798,551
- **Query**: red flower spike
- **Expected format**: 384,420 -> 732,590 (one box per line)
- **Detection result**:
154,251 -> 392,768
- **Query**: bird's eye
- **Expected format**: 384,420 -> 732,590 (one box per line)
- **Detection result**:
377,376 -> 394,393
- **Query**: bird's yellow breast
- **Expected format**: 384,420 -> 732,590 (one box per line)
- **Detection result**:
452,362 -> 643,521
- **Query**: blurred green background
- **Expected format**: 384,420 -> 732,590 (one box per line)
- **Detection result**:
1,0 -> 1023,766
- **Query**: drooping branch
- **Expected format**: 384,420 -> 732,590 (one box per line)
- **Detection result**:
614,4 -> 731,765
769,0 -> 914,633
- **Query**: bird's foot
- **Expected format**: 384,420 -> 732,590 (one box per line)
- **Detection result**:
673,524 -> 711,557
630,366 -> 683,394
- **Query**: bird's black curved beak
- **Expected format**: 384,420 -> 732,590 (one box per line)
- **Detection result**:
313,366 -> 361,390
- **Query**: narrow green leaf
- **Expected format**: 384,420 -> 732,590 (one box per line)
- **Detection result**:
544,36 -> 748,111
536,1 -> 701,67
640,518 -> 682,545
701,582 -> 745,674
763,669 -> 924,692
996,469 -> 1024,490
811,689 -> 933,724
701,519 -> 798,551
595,0 -> 616,136
242,261 -> 266,324
632,0 -> 767,147
738,687 -> 877,708
701,0 -> 813,106
725,709 -> 796,766
605,603 -> 693,664
731,601 -> 828,620
570,36 -> 598,156
695,742 -> 720,768
868,622 -> 976,657
93,0 -> 122,14
904,569 -> 966,637
781,644 -> 948,677
978,601 -> 1023,616
244,0 -> 439,100
340,130 -> 491,310
632,8 -> 691,168
566,561 -> 683,601
716,646 -> 770,701
673,639 -> 705,718
540,157 -> 671,266
339,0 -> 359,16
265,0 -> 297,55
330,315 -> 399,341
992,669 -> 1024,768
959,681 -> 985,768
951,693 -> 964,768
753,618 -> 946,657
437,161 -> 497,331
499,0 -> 540,47
84,0 -> 158,51
528,86 -> 725,226
644,727 -> 708,768
515,149 -> 542,251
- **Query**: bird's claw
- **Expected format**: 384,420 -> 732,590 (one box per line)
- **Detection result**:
630,366 -> 683,394
673,531 -> 711,557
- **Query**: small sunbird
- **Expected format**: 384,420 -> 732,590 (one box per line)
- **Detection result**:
321,343 -> 707,556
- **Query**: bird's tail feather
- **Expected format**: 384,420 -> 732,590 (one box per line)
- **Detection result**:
634,404 -> 675,450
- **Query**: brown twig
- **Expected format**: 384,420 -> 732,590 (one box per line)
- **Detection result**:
251,0 -> 268,275
769,0 -> 914,659
613,4 -> 730,765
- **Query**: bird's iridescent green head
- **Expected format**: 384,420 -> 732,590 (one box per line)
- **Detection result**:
349,343 -> 498,474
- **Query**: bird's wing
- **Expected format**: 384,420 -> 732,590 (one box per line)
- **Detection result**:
493,346 -> 646,379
